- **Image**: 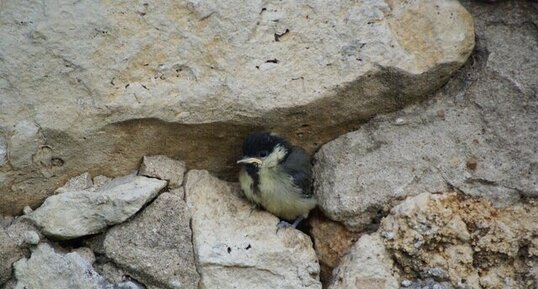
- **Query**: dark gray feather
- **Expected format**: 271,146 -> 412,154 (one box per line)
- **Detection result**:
281,146 -> 313,197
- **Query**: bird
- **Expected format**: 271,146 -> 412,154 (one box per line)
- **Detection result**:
237,132 -> 316,230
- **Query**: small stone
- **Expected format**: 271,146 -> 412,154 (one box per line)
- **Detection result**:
139,155 -> 186,189
401,280 -> 412,287
395,117 -> 407,125
168,279 -> 182,289
23,231 -> 40,245
381,231 -> 395,240
328,233 -> 399,289
72,247 -> 95,264
55,172 -> 93,193
1,216 -> 14,229
22,206 -> 33,215
93,175 -> 112,188
427,267 -> 448,279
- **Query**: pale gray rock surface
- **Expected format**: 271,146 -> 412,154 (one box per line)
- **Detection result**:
328,233 -> 400,289
0,0 -> 474,215
104,192 -> 199,289
139,155 -> 186,189
28,175 -> 167,239
13,243 -> 109,289
185,170 -> 321,289
314,1 -> 537,231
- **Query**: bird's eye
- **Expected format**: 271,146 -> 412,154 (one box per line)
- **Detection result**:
258,150 -> 268,158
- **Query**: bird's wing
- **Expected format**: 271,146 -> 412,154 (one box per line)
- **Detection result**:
281,146 -> 313,197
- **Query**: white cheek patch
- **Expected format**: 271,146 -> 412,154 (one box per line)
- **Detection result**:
262,145 -> 288,168
273,145 -> 288,161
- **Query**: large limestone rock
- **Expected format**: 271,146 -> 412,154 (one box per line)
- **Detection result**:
28,174 -> 167,239
104,192 -> 199,289
313,1 -> 537,231
0,0 -> 474,215
380,193 -> 538,289
185,170 -> 321,289
328,234 -> 400,289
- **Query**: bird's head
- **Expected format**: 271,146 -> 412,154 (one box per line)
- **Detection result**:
237,132 -> 291,169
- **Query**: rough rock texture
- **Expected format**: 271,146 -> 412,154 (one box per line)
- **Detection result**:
185,170 -> 321,289
13,243 -> 109,289
328,233 -> 400,289
139,155 -> 186,189
308,213 -> 360,284
400,279 -> 453,289
0,0 -> 474,215
1,279 -> 15,289
104,192 -> 199,289
56,172 -> 93,194
11,243 -> 148,289
28,174 -> 167,239
313,0 -> 537,231
93,262 -> 150,289
0,136 -> 6,167
0,217 -> 42,285
0,228 -> 23,285
380,192 -> 538,289
4,218 -> 42,248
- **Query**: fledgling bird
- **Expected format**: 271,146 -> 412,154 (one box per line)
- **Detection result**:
237,132 -> 316,229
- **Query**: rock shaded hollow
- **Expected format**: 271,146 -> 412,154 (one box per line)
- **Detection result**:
0,0 -> 474,215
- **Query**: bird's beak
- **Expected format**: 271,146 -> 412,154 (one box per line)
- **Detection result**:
237,157 -> 263,166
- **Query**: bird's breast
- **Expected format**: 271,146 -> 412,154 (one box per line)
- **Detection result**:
257,167 -> 315,220
238,167 -> 261,205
